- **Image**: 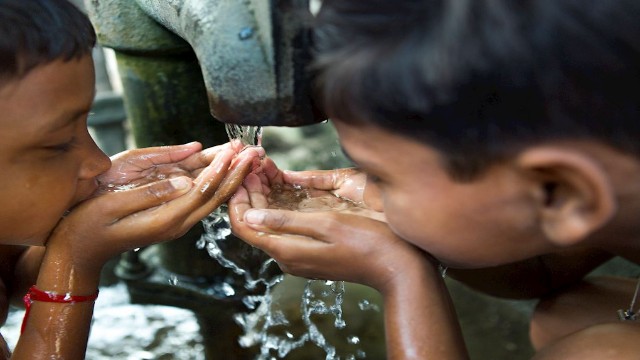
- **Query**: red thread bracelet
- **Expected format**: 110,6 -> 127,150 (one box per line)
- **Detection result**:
21,285 -> 99,333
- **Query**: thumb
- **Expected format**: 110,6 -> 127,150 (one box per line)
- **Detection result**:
243,209 -> 334,239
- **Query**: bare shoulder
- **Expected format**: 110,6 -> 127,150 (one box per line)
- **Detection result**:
533,322 -> 640,360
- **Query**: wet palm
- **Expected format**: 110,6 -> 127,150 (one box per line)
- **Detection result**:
97,142 -> 233,192
249,157 -> 384,220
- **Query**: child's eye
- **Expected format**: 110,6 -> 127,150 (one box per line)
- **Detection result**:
47,137 -> 77,153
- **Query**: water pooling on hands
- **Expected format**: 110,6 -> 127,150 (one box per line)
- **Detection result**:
193,124 -> 375,359
267,184 -> 359,212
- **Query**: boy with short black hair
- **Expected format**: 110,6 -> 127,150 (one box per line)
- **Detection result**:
0,0 -> 261,357
230,0 -> 640,358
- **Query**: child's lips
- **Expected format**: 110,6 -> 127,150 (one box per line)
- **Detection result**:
63,182 -> 99,216
76,180 -> 100,203
87,179 -> 100,197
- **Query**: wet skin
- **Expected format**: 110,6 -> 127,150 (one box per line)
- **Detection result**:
229,120 -> 640,359
0,56 -> 261,248
0,55 -> 264,359
330,120 -> 558,269
232,120 -> 556,270
0,55 -> 109,246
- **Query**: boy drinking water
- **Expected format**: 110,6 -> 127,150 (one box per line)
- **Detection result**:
230,0 -> 640,358
0,0 -> 262,357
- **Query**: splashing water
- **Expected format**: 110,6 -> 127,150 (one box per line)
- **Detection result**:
225,123 -> 263,147
195,205 -> 282,293
191,124 -> 373,359
195,191 -> 363,359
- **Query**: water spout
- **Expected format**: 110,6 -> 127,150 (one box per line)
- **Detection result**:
88,0 -> 324,126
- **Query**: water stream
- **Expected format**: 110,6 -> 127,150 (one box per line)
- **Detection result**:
194,124 -> 368,359
1,124 -> 376,359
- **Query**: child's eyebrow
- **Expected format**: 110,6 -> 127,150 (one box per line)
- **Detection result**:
340,144 -> 386,175
47,106 -> 92,132
47,88 -> 96,132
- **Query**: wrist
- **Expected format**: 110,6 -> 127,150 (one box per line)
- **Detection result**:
21,285 -> 99,333
376,250 -> 440,297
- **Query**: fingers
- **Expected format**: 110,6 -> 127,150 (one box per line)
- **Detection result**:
229,185 -> 259,240
244,173 -> 270,209
111,142 -> 203,164
60,144 -> 270,259
97,146 -> 262,247
107,149 -> 233,226
112,146 -> 257,227
228,191 -> 313,256
282,168 -> 358,190
228,202 -> 392,283
190,145 -> 265,177
99,150 -> 236,244
93,176 -> 193,219
180,143 -> 234,174
182,150 -> 255,224
228,185 -> 254,233
229,139 -> 245,153
87,150 -> 237,247
101,143 -> 205,185
260,157 -> 285,184
192,148 -> 236,198
228,189 -> 398,283
210,152 -> 255,202
243,231 -> 330,267
243,208 -> 343,241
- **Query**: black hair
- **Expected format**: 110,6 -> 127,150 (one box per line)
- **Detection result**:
313,0 -> 640,181
0,0 -> 96,85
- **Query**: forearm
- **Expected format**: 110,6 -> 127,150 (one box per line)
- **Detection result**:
382,259 -> 469,360
13,299 -> 95,359
11,246 -> 102,359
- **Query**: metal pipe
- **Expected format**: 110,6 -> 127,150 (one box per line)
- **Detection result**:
87,0 -> 323,126
84,2 -> 277,358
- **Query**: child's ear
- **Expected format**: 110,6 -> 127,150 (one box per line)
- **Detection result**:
516,146 -> 617,247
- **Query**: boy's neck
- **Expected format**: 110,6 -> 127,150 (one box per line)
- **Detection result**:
584,143 -> 640,264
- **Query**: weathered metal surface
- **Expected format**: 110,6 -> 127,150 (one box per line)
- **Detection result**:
85,0 -> 323,126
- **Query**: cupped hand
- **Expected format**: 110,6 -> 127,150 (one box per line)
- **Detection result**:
229,174 -> 424,291
250,157 -> 384,215
45,145 -> 264,273
97,142 -> 234,191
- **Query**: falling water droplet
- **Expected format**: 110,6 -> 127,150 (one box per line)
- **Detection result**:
347,336 -> 360,345
217,282 -> 236,297
439,264 -> 448,278
358,299 -> 380,312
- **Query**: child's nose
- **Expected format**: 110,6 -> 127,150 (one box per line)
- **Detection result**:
80,140 -> 112,179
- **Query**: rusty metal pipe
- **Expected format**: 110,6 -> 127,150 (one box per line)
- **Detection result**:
88,0 -> 323,126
